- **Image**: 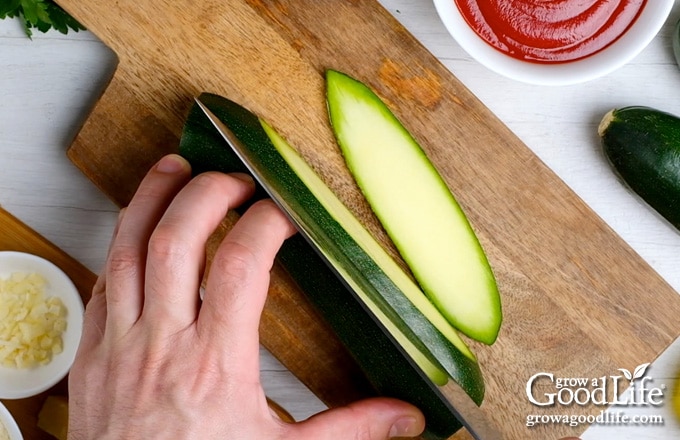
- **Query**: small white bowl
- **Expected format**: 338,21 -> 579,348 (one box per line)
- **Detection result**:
0,251 -> 84,399
0,401 -> 22,439
433,0 -> 674,85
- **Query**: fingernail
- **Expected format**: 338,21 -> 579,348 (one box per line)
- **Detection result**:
389,416 -> 420,438
156,154 -> 188,174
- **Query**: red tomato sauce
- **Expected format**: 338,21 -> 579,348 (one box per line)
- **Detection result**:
453,0 -> 647,64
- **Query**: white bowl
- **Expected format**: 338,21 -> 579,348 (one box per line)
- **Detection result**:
0,401 -> 22,439
433,0 -> 674,85
0,251 -> 84,399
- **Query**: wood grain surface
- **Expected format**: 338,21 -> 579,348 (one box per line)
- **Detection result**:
51,0 -> 680,438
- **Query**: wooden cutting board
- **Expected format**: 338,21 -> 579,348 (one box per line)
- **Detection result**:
0,207 -> 96,439
55,1 -> 680,438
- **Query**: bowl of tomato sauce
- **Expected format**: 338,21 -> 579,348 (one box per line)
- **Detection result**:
432,0 -> 674,85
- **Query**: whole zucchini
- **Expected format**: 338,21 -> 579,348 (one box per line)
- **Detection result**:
598,106 -> 680,230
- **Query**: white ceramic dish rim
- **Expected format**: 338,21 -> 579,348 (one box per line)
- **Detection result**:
0,251 -> 84,399
0,401 -> 23,439
432,0 -> 675,86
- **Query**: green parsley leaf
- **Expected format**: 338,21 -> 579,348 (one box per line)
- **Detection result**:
0,0 -> 22,18
44,2 -> 83,34
0,0 -> 85,37
20,0 -> 50,27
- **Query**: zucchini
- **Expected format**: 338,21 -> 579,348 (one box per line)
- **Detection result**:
180,93 -> 487,439
598,106 -> 680,230
262,123 -> 477,363
326,70 -> 502,345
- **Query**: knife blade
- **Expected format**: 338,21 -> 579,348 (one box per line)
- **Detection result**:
194,97 -> 503,440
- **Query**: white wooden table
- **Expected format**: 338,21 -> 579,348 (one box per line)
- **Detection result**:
1,1 -> 679,438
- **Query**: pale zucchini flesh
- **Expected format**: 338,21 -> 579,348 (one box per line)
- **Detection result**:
263,121 -> 476,362
261,122 -> 486,390
326,70 -> 502,344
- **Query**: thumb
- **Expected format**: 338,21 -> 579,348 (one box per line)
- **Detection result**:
292,397 -> 425,439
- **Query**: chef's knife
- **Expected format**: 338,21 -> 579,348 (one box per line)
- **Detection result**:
195,97 -> 503,440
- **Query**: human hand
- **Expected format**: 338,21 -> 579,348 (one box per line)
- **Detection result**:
68,154 -> 425,439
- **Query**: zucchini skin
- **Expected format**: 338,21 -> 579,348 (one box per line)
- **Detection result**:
280,237 -> 460,440
179,93 -> 483,439
599,106 -> 680,229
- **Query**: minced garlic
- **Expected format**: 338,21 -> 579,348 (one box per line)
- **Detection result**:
0,272 -> 67,369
